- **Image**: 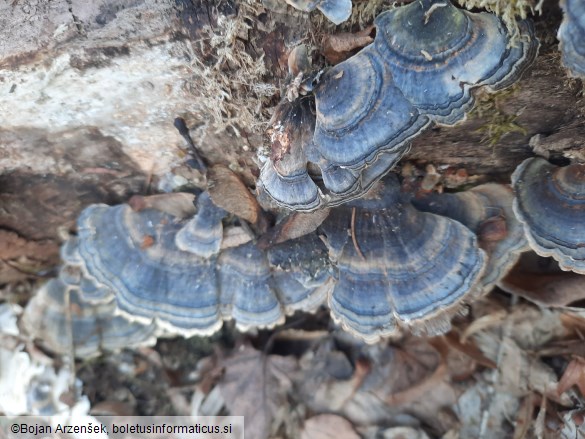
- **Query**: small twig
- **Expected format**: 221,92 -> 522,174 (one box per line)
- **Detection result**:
238,219 -> 257,243
351,208 -> 366,260
423,2 -> 448,24
64,287 -> 76,390
174,117 -> 208,172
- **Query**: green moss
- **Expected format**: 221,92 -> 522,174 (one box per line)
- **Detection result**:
456,0 -> 542,36
471,86 -> 527,146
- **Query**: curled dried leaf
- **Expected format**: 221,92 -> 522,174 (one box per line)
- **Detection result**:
128,193 -> 196,218
322,27 -> 374,64
207,165 -> 262,225
258,209 -> 330,248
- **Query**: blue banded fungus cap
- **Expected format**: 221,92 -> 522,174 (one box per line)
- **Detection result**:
23,277 -> 157,358
320,179 -> 486,343
412,183 -> 528,293
175,192 -> 227,258
258,98 -> 321,211
558,0 -> 585,79
512,158 -> 585,274
74,196 -> 332,336
373,0 -> 538,125
284,0 -> 352,24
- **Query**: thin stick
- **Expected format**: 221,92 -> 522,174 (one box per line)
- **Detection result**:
174,117 -> 208,172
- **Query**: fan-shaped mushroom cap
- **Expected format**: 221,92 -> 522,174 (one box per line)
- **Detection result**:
175,192 -> 227,258
373,0 -> 538,125
284,0 -> 352,24
558,0 -> 585,79
320,179 -> 486,343
311,45 -> 430,191
217,237 -> 332,331
258,98 -> 321,211
58,237 -> 114,303
512,158 -> 585,274
412,183 -> 528,292
259,84 -> 421,210
23,278 -> 157,358
218,242 -> 284,329
77,204 -> 224,336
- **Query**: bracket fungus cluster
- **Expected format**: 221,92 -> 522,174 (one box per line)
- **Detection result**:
26,0 -> 585,353
27,171 -> 550,350
558,0 -> 585,78
512,158 -> 585,274
258,0 -> 538,211
24,189 -> 334,356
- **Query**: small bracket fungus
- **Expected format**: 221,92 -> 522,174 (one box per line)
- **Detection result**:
284,0 -> 353,25
512,158 -> 585,274
258,97 -> 322,211
310,45 -> 430,199
412,183 -> 529,293
373,0 -> 538,125
175,191 -> 228,258
558,0 -> 585,79
23,276 -> 157,359
320,178 -> 487,343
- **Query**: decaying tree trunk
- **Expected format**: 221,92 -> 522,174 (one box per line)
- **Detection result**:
0,0 -> 583,284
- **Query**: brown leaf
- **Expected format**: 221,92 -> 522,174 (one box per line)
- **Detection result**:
500,271 -> 585,307
218,345 -> 298,439
442,332 -> 497,370
557,357 -> 585,396
128,193 -> 196,218
322,27 -> 374,64
301,415 -> 359,439
207,165 -> 262,225
383,343 -> 448,406
499,252 -> 585,307
257,209 -> 330,248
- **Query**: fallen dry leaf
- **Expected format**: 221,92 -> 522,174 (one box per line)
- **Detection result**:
218,345 -> 298,439
499,252 -> 585,307
557,357 -> 585,397
301,414 -> 359,439
297,339 -> 361,413
127,193 -> 196,218
258,209 -> 330,248
443,332 -> 496,370
322,27 -> 374,64
207,165 -> 262,225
